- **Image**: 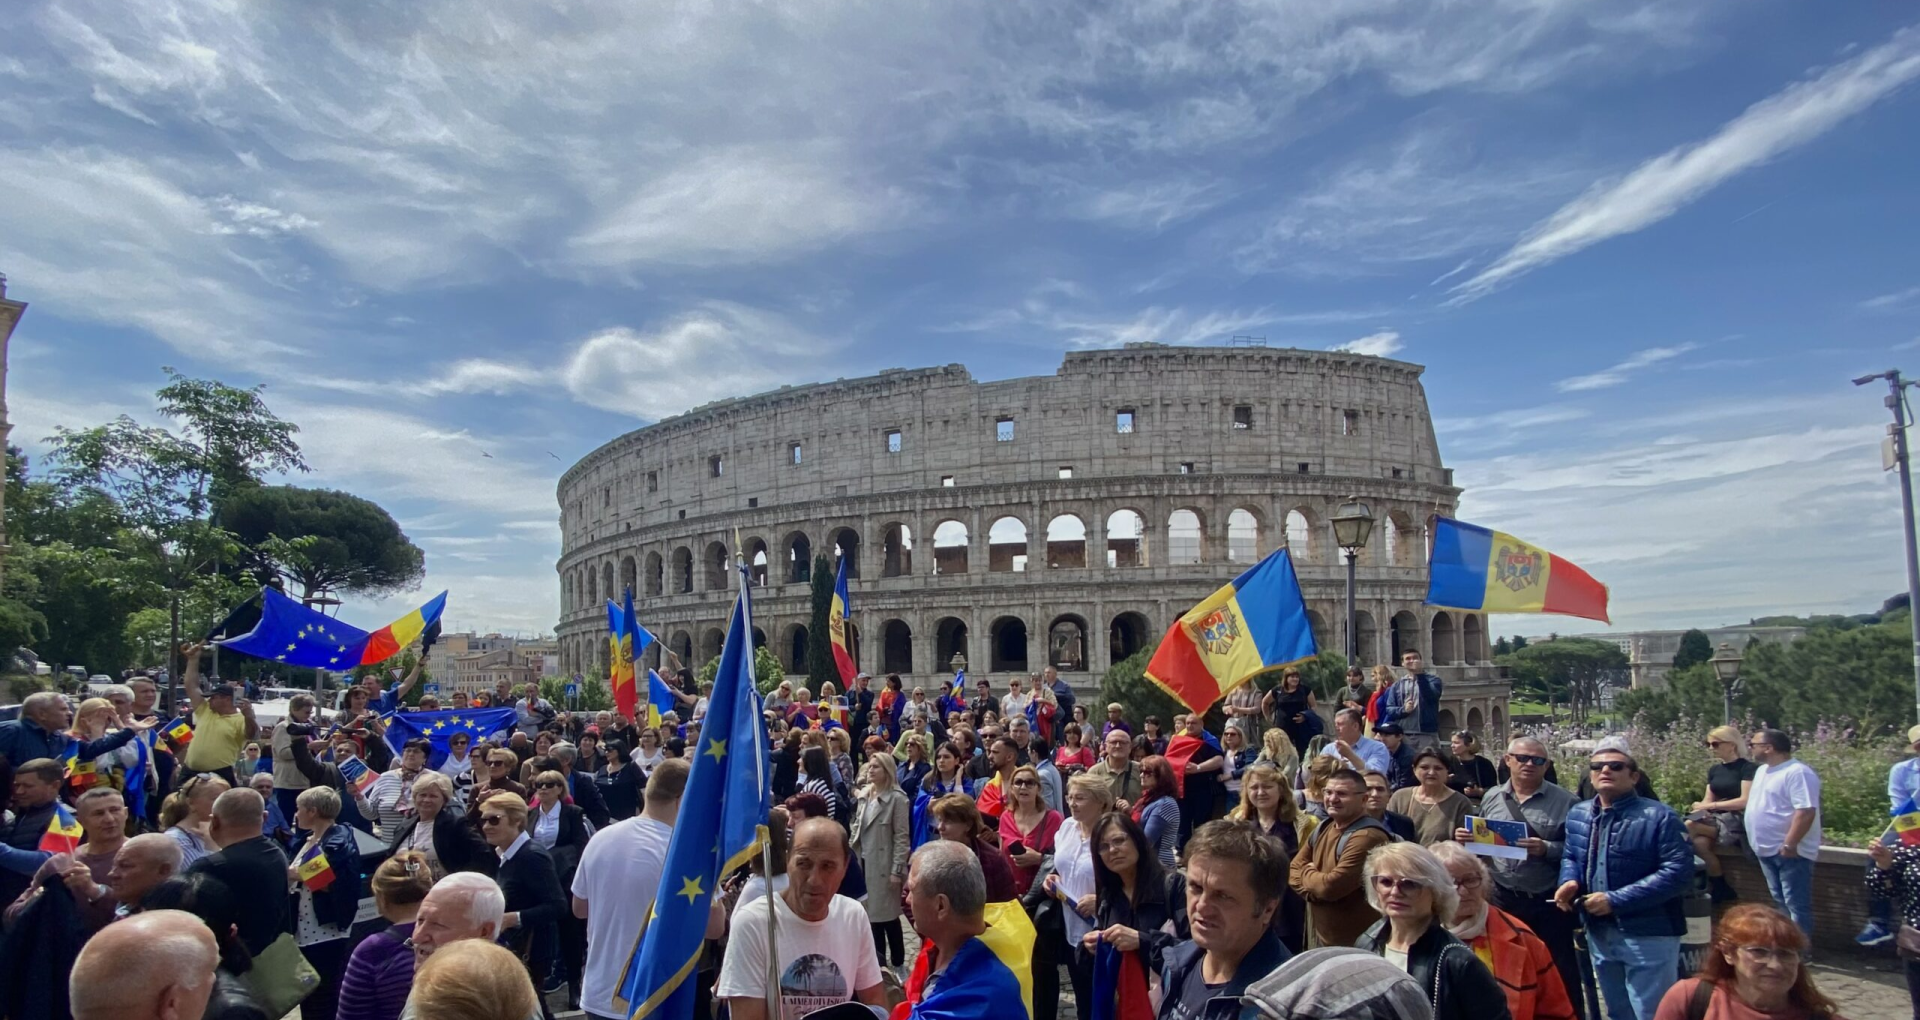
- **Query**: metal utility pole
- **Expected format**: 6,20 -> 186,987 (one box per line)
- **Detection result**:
1856,370 -> 1920,722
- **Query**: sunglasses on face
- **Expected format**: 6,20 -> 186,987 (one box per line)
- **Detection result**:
1011,779 -> 1036,787
480,815 -> 508,827
1706,740 -> 1726,748
489,760 -> 511,767
1589,761 -> 1632,773
1372,876 -> 1427,894
1508,753 -> 1549,767
536,781 -> 562,790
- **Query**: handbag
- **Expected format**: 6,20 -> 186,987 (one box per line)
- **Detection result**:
1898,924 -> 1920,959
245,932 -> 319,1017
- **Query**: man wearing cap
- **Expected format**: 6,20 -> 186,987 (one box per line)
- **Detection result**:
1860,724 -> 1920,946
179,643 -> 256,787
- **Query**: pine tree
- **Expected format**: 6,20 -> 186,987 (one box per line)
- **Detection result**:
806,554 -> 835,685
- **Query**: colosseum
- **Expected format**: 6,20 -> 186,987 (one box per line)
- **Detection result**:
554,343 -> 1512,740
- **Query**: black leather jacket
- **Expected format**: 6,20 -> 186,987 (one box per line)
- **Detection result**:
1355,919 -> 1511,1020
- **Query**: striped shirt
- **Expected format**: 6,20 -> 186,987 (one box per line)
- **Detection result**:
366,769 -> 422,841
336,923 -> 414,1020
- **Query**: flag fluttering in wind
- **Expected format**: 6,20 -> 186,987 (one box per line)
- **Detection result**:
646,669 -> 677,729
1144,548 -> 1317,714
829,556 -> 857,684
1425,517 -> 1609,623
216,588 -> 448,668
382,709 -> 518,770
617,568 -> 770,1020
606,590 -> 655,722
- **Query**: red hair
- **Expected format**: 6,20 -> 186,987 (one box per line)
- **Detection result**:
1702,904 -> 1837,1016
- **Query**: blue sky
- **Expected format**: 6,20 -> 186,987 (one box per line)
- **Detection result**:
3,2 -> 1919,639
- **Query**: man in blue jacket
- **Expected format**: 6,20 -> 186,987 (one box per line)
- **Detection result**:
0,692 -> 152,768
1380,650 -> 1443,754
1554,744 -> 1690,1020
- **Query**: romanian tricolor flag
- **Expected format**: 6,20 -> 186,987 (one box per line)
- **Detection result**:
360,591 -> 448,664
164,718 -> 193,747
893,900 -> 1034,1020
295,844 -> 336,891
1893,798 -> 1920,847
829,556 -> 857,684
39,802 -> 83,854
1425,517 -> 1609,622
976,773 -> 1006,819
1144,548 -> 1317,714
216,588 -> 448,670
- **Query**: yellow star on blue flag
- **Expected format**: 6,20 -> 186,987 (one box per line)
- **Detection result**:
676,876 -> 704,904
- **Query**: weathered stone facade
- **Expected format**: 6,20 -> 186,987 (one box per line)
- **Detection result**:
555,344 -> 1511,741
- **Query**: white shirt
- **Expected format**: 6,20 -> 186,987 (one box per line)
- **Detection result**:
1053,819 -> 1097,944
1001,692 -> 1032,719
573,816 -> 673,1019
533,800 -> 563,848
716,891 -> 882,1020
437,751 -> 472,778
1745,758 -> 1822,861
497,830 -> 531,863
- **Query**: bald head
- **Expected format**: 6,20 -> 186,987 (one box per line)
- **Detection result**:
71,909 -> 217,1020
208,787 -> 265,847
109,833 -> 183,905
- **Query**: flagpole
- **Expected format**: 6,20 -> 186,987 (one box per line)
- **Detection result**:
731,539 -> 782,1020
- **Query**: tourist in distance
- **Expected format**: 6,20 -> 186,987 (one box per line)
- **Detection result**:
1687,724 -> 1758,906
1744,728 -> 1822,940
1860,723 -> 1920,948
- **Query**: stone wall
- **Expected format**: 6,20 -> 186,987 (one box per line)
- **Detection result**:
1720,848 -> 1876,957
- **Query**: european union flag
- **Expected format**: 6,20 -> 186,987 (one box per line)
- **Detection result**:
219,587 -> 372,669
383,708 -> 519,769
618,568 -> 770,1019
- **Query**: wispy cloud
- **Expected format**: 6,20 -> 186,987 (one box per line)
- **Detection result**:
1452,26 -> 1920,302
1862,285 -> 1920,311
1332,330 -> 1404,358
1556,343 -> 1700,391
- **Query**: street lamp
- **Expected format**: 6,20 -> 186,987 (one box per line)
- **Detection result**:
1330,498 -> 1376,664
1708,641 -> 1743,726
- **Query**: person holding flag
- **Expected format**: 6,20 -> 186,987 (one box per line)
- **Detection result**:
618,562 -> 774,1020
8,787 -> 129,932
1860,723 -> 1920,947
607,589 -> 657,722
288,786 -> 363,1020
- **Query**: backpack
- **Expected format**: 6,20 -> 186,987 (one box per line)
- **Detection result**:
1306,814 -> 1392,857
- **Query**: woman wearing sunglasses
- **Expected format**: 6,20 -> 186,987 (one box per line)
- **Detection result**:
478,792 -> 566,1020
1355,841 -> 1511,1020
1687,724 -> 1758,905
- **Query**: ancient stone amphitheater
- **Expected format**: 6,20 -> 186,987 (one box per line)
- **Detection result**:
555,344 -> 1510,739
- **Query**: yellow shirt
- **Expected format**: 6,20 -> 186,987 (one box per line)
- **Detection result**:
184,703 -> 248,772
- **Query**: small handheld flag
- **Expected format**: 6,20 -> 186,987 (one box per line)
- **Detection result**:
39,802 -> 83,854
646,670 -> 676,729
1893,798 -> 1920,847
164,719 -> 194,746
295,845 -> 336,891
338,755 -> 378,796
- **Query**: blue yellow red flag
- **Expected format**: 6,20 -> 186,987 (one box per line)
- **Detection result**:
217,587 -> 448,668
607,597 -> 636,719
617,567 -> 770,1019
1894,798 -> 1920,847
829,556 -> 857,684
1425,517 -> 1609,622
295,844 -> 336,891
39,802 -> 83,854
1143,547 -> 1317,714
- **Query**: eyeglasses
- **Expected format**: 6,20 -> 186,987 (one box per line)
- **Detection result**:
1453,874 -> 1484,892
1588,761 -> 1631,773
1371,876 -> 1428,895
480,815 -> 508,827
1011,779 -> 1036,787
1729,945 -> 1800,965
1097,839 -> 1134,854
1507,753 -> 1548,767
536,781 -> 562,790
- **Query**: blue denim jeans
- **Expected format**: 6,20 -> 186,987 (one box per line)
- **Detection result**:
1586,923 -> 1680,1020
1757,852 -> 1816,939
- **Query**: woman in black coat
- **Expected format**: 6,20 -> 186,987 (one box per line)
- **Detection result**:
478,792 -> 567,1020
1353,841 -> 1510,1020
1083,812 -> 1188,1020
383,771 -> 495,879
530,769 -> 593,1009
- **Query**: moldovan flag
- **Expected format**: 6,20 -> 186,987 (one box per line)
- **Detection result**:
1425,517 -> 1609,623
39,802 -> 83,854
829,555 -> 857,684
1144,548 -> 1317,714
339,755 -> 378,796
1894,798 -> 1920,847
164,718 -> 193,746
295,844 -> 335,891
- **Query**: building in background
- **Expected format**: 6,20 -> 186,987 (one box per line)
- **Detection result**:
0,275 -> 24,585
431,631 -> 557,694
1556,624 -> 1808,689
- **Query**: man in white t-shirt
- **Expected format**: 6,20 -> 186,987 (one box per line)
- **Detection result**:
716,816 -> 885,1020
573,758 -> 689,1020
1744,728 -> 1822,939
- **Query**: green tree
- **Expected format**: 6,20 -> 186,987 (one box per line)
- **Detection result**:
1492,636 -> 1512,657
1672,629 -> 1713,671
350,649 -> 430,706
223,486 -> 424,600
806,554 -> 835,683
541,674 -> 613,713
1497,637 -> 1627,724
1510,635 -> 1528,652
696,647 -> 788,694
1097,643 -> 1227,731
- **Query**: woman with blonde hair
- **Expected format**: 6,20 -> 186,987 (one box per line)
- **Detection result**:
160,772 -> 230,867
290,785 -> 362,1020
1298,753 -> 1339,821
1366,664 -> 1396,731
1687,723 -> 1758,904
1255,728 -> 1301,785
409,939 -> 539,1020
852,755 -> 911,970
1230,760 -> 1315,952
476,792 -> 564,1007
1356,841 -> 1509,1020
1042,773 -> 1112,1017
66,696 -> 144,799
337,851 -> 435,1020
389,769 -> 492,879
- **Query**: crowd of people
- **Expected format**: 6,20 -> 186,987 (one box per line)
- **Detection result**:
0,643 -> 1883,1020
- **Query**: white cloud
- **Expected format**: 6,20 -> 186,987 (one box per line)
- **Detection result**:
1453,26 -> 1920,301
1862,285 -> 1920,311
1332,330 -> 1403,358
1555,343 -> 1699,391
211,197 -> 317,238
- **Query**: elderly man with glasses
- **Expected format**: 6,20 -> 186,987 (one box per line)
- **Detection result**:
1456,736 -> 1582,1018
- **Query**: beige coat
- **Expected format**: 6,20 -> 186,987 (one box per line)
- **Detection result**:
851,786 -> 911,922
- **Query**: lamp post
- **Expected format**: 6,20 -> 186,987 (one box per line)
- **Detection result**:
1330,498 -> 1376,665
1855,370 -> 1920,724
1708,641 -> 1743,726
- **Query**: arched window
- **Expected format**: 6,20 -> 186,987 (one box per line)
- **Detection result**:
988,516 -> 1029,573
1045,514 -> 1086,568
881,523 -> 913,578
701,627 -> 725,662
1391,611 -> 1421,662
1105,510 -> 1145,568
748,539 -> 769,587
1462,615 -> 1485,664
881,619 -> 913,674
601,562 -> 615,602
786,533 -> 812,584
620,556 -> 637,599
645,552 -> 664,597
1285,509 -> 1314,564
752,627 -> 768,651
671,547 -> 693,594
1168,509 -> 1204,565
934,617 -> 970,673
933,521 -> 969,575
783,624 -> 810,673
1354,610 -> 1378,664
1305,610 -> 1331,654
1108,612 -> 1151,667
670,630 -> 693,662
1048,615 -> 1088,671
831,528 -> 860,579
1226,509 -> 1260,563
989,616 -> 1029,672
705,541 -> 730,591
1432,611 -> 1459,665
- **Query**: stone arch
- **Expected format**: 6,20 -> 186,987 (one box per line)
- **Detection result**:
988,516 -> 1029,573
701,627 -> 725,663
1391,610 -> 1421,663
933,520 -> 970,575
881,522 -> 913,578
934,617 -> 970,673
782,623 -> 810,673
1048,614 -> 1089,672
670,629 -> 693,662
1466,706 -> 1485,736
643,640 -> 662,671
601,562 -> 615,603
1109,611 -> 1151,667
704,541 -> 730,591
1432,611 -> 1460,665
1045,514 -> 1087,569
1227,507 -> 1262,563
752,626 -> 768,650
785,532 -> 813,584
1105,509 -> 1146,568
1384,510 -> 1421,568
989,615 -> 1029,673
881,618 -> 913,675
1168,508 -> 1205,565
645,551 -> 664,597
671,547 -> 693,594
748,538 -> 769,587
619,555 -> 637,599
1492,706 -> 1506,743
1285,507 -> 1318,565
843,621 -> 862,674
831,527 -> 861,579
1306,609 -> 1331,656
1462,614 -> 1486,664
1438,708 -> 1458,734
1354,609 -> 1378,665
